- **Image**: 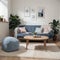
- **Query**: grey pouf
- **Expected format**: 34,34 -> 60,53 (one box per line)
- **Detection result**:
2,37 -> 19,52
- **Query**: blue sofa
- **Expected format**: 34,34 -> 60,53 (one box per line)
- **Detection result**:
14,25 -> 54,39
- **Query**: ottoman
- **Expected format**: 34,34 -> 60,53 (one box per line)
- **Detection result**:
2,37 -> 19,52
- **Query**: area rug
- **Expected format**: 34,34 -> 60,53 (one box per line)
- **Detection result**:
0,43 -> 60,60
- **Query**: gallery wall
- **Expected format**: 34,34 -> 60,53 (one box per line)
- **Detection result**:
11,0 -> 60,25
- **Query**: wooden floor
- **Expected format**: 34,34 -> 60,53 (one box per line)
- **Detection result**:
0,40 -> 60,60
0,56 -> 59,60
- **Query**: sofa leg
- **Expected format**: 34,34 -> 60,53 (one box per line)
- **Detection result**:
47,39 -> 48,43
53,35 -> 57,41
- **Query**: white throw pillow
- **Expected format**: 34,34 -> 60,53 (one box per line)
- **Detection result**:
42,25 -> 52,34
35,27 -> 42,33
18,27 -> 26,33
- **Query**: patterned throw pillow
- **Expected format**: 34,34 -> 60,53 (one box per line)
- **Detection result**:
42,25 -> 52,33
18,27 -> 26,33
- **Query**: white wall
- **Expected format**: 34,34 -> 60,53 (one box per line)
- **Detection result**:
0,0 -> 9,42
59,0 -> 60,19
8,0 -> 12,17
0,22 -> 9,42
11,0 -> 59,25
0,0 -> 8,21
0,0 -> 12,20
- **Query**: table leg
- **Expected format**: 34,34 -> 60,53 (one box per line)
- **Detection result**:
44,40 -> 46,48
26,40 -> 29,49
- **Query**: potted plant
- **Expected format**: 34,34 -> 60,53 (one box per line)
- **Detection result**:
33,32 -> 37,37
49,19 -> 60,41
9,14 -> 21,36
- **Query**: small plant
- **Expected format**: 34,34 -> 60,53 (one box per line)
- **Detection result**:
33,32 -> 37,37
34,32 -> 37,35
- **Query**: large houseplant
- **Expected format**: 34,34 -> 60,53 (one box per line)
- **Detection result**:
9,14 -> 21,36
49,19 -> 60,40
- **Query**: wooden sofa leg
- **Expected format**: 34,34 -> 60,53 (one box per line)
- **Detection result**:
47,39 -> 48,43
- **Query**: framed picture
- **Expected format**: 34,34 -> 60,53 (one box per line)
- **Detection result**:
24,7 -> 30,17
31,9 -> 36,20
38,8 -> 44,17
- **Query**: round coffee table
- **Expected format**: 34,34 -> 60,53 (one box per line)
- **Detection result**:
24,36 -> 49,49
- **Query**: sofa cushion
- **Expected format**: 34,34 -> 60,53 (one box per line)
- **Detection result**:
25,26 -> 35,32
17,32 -> 33,38
18,27 -> 26,33
35,27 -> 43,33
25,25 -> 41,32
42,25 -> 52,33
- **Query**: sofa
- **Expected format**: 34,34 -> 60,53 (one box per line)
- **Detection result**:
14,25 -> 54,39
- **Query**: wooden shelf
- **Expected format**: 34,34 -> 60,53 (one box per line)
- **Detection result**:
0,22 -> 9,23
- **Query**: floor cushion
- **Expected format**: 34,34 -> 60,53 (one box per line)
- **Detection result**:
2,37 -> 19,52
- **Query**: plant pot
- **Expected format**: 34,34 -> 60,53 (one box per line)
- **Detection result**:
0,18 -> 3,22
33,35 -> 37,38
53,34 -> 57,41
9,29 -> 14,37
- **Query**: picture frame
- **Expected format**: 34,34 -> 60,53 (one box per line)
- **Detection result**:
31,9 -> 36,20
24,7 -> 30,17
38,8 -> 44,17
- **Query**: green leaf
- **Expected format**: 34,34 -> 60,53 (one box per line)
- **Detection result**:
9,14 -> 21,30
49,19 -> 60,34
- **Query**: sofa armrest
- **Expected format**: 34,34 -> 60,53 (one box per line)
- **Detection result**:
14,27 -> 19,38
48,30 -> 54,39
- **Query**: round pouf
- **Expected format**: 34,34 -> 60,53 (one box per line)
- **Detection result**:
2,37 -> 19,52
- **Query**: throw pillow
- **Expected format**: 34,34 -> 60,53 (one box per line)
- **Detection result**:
18,27 -> 26,33
42,25 -> 52,33
35,27 -> 43,33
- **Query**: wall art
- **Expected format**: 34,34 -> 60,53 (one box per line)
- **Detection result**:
24,7 -> 30,17
38,8 -> 44,17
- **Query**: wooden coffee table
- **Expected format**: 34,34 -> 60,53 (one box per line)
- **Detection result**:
24,36 -> 49,49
